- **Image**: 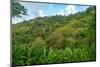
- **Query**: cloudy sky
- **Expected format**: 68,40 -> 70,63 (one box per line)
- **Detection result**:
12,2 -> 89,24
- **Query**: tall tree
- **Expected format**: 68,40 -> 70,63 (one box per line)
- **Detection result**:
12,0 -> 27,17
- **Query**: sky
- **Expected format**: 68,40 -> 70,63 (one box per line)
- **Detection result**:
12,2 -> 89,24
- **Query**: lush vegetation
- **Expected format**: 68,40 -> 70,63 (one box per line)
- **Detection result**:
12,0 -> 27,17
12,6 -> 96,66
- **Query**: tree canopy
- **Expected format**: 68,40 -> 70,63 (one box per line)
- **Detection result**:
12,0 -> 27,17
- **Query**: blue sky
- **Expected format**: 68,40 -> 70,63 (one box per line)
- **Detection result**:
12,2 -> 89,24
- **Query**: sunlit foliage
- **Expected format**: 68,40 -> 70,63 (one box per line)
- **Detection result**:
12,6 -> 96,66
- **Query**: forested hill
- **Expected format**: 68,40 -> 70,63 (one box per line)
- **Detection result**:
12,6 -> 96,65
12,6 -> 96,47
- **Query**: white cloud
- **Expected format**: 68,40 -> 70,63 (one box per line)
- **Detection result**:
12,17 -> 23,24
37,10 -> 45,17
56,10 -> 65,16
65,5 -> 77,15
20,2 -> 46,17
56,5 -> 77,16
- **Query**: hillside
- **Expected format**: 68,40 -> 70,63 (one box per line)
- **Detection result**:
12,6 -> 96,66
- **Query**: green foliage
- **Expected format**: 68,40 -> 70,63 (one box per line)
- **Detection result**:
12,6 -> 96,66
12,0 -> 27,17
